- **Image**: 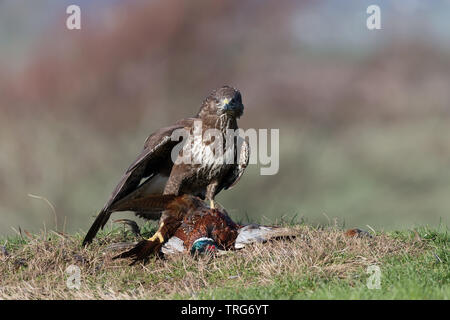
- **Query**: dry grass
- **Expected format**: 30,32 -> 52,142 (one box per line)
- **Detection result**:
0,225 -> 429,300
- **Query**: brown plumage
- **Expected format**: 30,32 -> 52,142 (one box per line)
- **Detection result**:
113,194 -> 240,265
83,86 -> 249,246
173,198 -> 239,250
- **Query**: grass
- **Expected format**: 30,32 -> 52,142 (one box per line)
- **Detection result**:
0,223 -> 448,299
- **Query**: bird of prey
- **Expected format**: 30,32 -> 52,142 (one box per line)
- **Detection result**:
113,194 -> 297,264
83,86 -> 249,246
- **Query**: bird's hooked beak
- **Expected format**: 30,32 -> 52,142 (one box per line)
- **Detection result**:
221,98 -> 244,118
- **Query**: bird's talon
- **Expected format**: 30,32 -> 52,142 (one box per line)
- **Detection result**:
147,222 -> 165,243
148,231 -> 164,243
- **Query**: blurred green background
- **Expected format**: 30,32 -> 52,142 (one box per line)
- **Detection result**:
1,0 -> 449,236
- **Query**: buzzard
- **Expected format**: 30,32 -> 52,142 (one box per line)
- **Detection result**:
83,86 -> 249,246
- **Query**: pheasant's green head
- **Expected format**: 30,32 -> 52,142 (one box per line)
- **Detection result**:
190,237 -> 217,255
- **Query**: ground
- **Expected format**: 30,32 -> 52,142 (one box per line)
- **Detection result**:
0,223 -> 448,299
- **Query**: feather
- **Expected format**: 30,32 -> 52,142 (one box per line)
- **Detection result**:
234,224 -> 298,249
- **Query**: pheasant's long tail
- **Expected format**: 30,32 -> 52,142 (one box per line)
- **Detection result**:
113,239 -> 163,265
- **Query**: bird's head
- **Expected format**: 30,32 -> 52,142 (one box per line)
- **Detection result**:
198,86 -> 244,119
190,237 -> 218,255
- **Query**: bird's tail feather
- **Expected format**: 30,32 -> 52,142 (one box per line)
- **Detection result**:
82,209 -> 111,246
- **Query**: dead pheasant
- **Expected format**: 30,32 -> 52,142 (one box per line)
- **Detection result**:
112,194 -> 296,264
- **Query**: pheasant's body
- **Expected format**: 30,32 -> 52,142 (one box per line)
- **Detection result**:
173,203 -> 239,250
162,224 -> 293,255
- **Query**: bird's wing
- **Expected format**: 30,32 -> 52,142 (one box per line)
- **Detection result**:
222,136 -> 250,190
111,194 -> 177,220
103,118 -> 195,213
161,236 -> 186,254
83,119 -> 194,246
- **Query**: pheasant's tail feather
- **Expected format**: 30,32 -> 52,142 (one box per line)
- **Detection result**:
113,239 -> 163,265
113,219 -> 141,236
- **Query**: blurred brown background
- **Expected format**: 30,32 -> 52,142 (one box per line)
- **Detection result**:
1,0 -> 449,236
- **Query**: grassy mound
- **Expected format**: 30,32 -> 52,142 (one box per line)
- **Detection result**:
0,224 -> 448,299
